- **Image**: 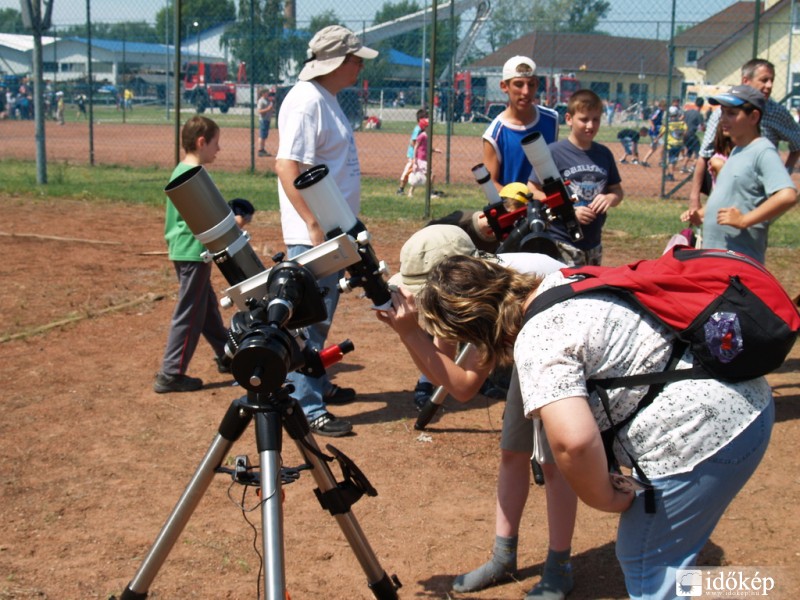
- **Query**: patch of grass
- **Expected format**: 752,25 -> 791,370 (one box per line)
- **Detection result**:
0,159 -> 796,247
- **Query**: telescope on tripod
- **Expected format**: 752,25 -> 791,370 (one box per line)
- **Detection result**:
473,132 -> 583,258
113,165 -> 400,600
414,150 -> 571,430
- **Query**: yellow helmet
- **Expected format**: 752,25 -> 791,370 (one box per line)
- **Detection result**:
499,182 -> 531,203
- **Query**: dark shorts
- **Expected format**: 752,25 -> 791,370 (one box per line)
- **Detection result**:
684,134 -> 700,157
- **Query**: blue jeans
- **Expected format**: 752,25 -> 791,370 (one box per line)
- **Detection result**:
616,401 -> 774,600
283,244 -> 341,421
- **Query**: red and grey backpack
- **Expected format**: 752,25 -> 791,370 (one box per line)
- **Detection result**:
524,246 -> 800,511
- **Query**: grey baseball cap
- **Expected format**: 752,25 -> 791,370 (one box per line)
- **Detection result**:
708,85 -> 766,113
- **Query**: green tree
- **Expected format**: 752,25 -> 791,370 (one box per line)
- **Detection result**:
56,21 -> 161,44
308,10 -> 341,34
485,0 -> 610,52
224,0 -> 296,84
155,0 -> 236,45
558,0 -> 610,32
364,0 -> 459,83
0,7 -> 25,33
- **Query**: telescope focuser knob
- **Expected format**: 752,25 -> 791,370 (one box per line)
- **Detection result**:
355,230 -> 372,245
249,366 -> 264,388
377,260 -> 389,276
271,251 -> 285,264
338,276 -> 354,293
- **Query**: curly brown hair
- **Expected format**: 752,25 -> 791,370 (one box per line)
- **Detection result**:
416,255 -> 543,367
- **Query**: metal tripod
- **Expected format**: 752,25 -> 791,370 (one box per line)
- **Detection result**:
114,388 -> 400,600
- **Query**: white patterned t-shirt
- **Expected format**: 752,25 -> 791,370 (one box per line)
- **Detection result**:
514,271 -> 772,479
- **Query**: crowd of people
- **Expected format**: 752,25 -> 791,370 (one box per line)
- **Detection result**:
154,26 -> 796,598
0,79 -> 93,124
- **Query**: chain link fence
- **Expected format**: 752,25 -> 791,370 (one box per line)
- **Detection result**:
1,0 -> 799,240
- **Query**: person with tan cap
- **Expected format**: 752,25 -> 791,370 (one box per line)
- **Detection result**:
482,56 -> 560,192
275,25 -> 377,437
425,181 -> 529,253
377,225 -> 579,599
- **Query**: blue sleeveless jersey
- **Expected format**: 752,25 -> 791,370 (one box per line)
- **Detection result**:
482,105 -> 559,185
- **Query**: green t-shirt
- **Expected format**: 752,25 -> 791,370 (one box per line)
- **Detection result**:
164,161 -> 206,261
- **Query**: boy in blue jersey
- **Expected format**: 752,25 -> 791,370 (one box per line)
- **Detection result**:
482,56 -> 560,192
530,89 -> 624,267
454,57 -> 577,600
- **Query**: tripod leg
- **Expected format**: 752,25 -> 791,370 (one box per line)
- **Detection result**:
117,398 -> 252,600
283,401 -> 400,600
254,410 -> 287,600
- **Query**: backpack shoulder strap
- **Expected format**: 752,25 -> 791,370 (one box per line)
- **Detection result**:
525,271 -> 600,324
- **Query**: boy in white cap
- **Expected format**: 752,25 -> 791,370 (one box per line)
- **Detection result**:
275,25 -> 377,437
482,56 -> 559,192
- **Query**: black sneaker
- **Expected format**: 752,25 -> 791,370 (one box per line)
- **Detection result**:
323,384 -> 356,406
413,381 -> 434,411
215,354 -> 232,374
308,412 -> 353,437
258,149 -> 269,157
153,372 -> 203,393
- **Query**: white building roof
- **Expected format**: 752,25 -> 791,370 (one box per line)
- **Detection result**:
0,33 -> 56,52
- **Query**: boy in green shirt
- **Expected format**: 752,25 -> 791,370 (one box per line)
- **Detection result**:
154,116 -> 230,393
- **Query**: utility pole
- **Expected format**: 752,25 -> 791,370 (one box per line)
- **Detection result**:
19,0 -> 54,184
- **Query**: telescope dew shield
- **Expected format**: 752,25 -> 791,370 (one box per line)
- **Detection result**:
521,132 -> 560,182
165,165 -> 266,285
294,164 -> 392,311
521,132 -> 584,243
293,165 -> 358,238
471,163 -> 503,205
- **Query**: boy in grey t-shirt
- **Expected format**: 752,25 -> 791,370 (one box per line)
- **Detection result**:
681,85 -> 797,264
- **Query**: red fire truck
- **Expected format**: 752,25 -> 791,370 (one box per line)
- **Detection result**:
184,61 -> 236,113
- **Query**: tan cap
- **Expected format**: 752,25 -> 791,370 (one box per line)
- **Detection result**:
391,225 -> 476,294
299,25 -> 378,81
502,56 -> 536,81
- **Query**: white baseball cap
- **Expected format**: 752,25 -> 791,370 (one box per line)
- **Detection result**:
502,56 -> 537,81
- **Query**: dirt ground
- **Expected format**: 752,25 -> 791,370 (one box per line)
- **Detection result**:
0,118 -> 697,198
0,195 -> 799,600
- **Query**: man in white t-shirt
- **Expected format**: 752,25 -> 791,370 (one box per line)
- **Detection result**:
275,25 -> 377,437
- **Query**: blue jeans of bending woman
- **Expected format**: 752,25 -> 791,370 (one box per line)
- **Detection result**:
283,244 -> 342,422
616,400 -> 774,600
